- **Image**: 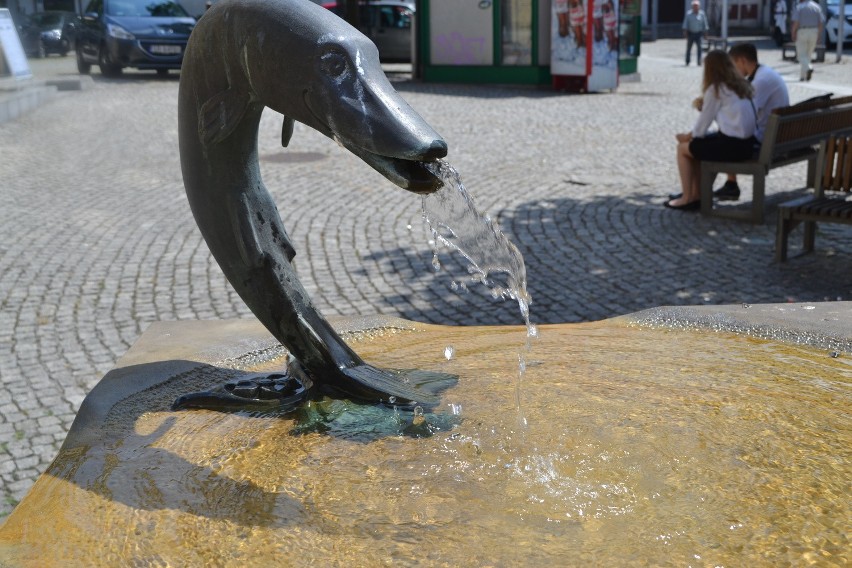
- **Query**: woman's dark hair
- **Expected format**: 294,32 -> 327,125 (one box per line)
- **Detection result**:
702,50 -> 754,100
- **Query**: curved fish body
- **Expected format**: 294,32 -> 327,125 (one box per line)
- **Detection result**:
178,0 -> 448,404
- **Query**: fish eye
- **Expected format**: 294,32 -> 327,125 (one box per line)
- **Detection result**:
319,51 -> 348,78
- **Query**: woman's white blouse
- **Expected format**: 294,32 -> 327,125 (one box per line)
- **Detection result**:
692,84 -> 756,139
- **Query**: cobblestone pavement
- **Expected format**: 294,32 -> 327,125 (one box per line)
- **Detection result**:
1,38 -> 851,518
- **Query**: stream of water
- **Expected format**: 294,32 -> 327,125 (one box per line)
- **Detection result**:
421,160 -> 537,427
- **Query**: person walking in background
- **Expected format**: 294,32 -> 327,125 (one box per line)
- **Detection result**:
683,0 -> 709,66
773,0 -> 788,45
790,0 -> 824,81
665,50 -> 756,211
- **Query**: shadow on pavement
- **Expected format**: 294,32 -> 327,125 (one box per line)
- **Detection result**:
360,190 -> 852,326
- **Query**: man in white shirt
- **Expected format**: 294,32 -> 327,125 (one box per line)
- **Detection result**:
790,0 -> 824,81
713,43 -> 790,200
682,1 -> 710,66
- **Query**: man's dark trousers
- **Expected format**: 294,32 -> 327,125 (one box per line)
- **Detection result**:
686,32 -> 703,65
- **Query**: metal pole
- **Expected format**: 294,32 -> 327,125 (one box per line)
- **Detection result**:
837,0 -> 846,62
651,0 -> 658,40
345,0 -> 359,28
721,0 -> 728,42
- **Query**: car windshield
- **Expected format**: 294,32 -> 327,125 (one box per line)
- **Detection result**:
106,0 -> 189,17
28,13 -> 64,27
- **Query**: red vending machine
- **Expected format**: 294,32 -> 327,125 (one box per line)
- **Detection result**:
551,0 -> 619,92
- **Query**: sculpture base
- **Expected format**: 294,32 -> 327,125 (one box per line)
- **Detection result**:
0,305 -> 849,566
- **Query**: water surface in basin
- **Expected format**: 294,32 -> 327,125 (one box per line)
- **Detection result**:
0,321 -> 848,566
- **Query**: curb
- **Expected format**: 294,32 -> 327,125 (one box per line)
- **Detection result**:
0,75 -> 92,125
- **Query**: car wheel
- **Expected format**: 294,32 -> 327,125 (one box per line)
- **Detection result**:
76,47 -> 91,74
98,45 -> 123,77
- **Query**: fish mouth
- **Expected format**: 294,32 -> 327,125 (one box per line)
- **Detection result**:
349,145 -> 446,194
302,91 -> 447,194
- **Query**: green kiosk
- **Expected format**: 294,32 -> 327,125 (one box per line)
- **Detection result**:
417,0 -> 640,87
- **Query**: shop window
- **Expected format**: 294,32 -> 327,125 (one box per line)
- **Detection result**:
501,0 -> 532,65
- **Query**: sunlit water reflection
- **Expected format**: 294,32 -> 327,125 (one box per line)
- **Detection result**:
1,321 -> 848,566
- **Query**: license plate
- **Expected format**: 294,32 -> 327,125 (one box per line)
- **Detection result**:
150,44 -> 181,55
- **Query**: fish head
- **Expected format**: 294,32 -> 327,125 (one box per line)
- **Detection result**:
272,30 -> 447,194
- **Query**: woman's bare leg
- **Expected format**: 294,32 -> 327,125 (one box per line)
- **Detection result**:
690,160 -> 701,200
670,141 -> 698,206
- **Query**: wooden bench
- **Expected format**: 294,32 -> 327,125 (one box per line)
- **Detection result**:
699,96 -> 852,224
705,36 -> 728,51
775,135 -> 852,262
782,41 -> 826,63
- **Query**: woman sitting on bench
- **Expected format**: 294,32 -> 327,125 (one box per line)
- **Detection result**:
665,50 -> 757,211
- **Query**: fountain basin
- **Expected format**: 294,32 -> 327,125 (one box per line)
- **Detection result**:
0,304 -> 849,566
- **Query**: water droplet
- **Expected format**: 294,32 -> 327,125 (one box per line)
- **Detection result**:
518,354 -> 527,373
431,254 -> 441,272
450,281 -> 458,291
411,405 -> 425,426
444,345 -> 455,360
742,303 -> 751,309
406,224 -> 412,230
527,324 -> 538,338
388,396 -> 397,404
449,403 -> 462,415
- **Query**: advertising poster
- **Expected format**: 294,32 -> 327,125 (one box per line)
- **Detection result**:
0,9 -> 31,79
551,0 -> 618,91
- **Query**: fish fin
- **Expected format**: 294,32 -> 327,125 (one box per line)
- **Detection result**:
281,115 -> 295,147
340,365 -> 457,406
199,88 -> 249,146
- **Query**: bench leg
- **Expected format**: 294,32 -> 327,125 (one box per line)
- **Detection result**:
775,211 -> 797,262
806,157 -> 817,188
699,165 -> 716,216
751,173 -> 765,224
803,220 -> 816,253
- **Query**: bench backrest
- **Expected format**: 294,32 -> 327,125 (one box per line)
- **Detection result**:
817,135 -> 852,194
759,96 -> 852,165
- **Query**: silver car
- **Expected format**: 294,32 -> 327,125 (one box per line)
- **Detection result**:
825,0 -> 852,46
321,1 -> 414,62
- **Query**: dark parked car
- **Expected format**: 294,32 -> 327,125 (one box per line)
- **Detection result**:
19,11 -> 81,58
322,1 -> 414,62
76,0 -> 195,77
